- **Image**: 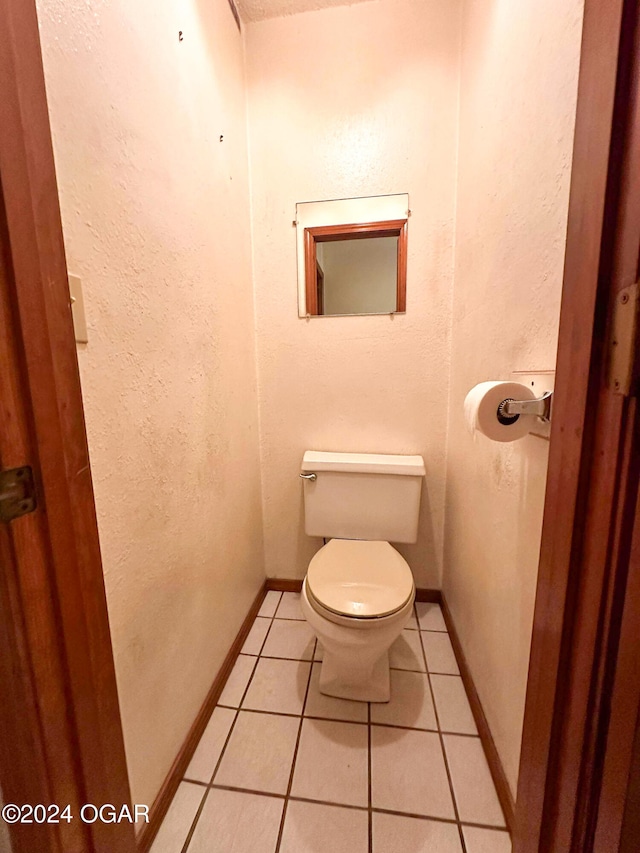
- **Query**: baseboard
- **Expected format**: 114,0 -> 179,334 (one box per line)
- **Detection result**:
137,581 -> 268,851
266,578 -> 303,592
440,593 -> 516,832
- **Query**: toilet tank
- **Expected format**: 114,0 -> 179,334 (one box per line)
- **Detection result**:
301,451 -> 426,543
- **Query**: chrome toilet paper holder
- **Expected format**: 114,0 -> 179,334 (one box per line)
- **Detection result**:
497,390 -> 553,424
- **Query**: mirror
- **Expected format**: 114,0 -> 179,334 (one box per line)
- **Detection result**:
296,194 -> 409,317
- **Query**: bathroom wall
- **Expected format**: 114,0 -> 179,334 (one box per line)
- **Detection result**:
35,0 -> 265,807
443,0 -> 584,795
245,0 -> 462,585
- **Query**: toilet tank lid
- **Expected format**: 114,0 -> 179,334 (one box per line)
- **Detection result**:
302,451 -> 425,476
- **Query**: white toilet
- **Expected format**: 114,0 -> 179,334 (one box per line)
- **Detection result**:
299,450 -> 425,703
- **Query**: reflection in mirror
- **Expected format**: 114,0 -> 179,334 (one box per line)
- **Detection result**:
296,194 -> 409,318
304,220 -> 407,317
318,236 -> 398,315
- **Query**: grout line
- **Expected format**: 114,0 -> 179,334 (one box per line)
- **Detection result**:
209,783 -> 286,800
367,701 -> 373,853
415,604 -> 468,853
256,611 -> 278,656
288,795 -> 368,813
184,785 -> 508,832
178,784 -> 209,853
245,651 -> 429,674
258,590 -> 283,619
179,645 -> 262,852
241,602 -> 283,656
273,639 -> 316,853
254,654 -> 315,663
191,786 -> 508,832
405,626 -> 449,632
427,670 -> 461,676
372,806 -> 507,831
183,779 -> 508,834
273,591 -> 303,621
215,703 -> 480,738
217,706 -> 300,718
169,601 -> 498,852
456,819 -> 510,832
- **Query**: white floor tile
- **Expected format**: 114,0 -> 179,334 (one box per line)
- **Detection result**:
304,663 -> 369,723
405,607 -> 419,630
214,710 -> 299,795
187,788 -> 283,853
389,630 -> 427,672
431,675 -> 477,735
370,670 -> 436,730
280,800 -> 368,853
291,718 -> 369,807
242,658 -> 311,715
463,825 -> 512,853
444,735 -> 505,827
314,642 -> 323,661
416,602 -> 447,632
184,707 -> 236,783
421,632 -> 459,674
241,617 -> 272,655
371,726 -> 455,819
261,619 -> 315,660
372,812 -> 463,853
276,591 -> 304,620
148,781 -> 205,853
218,655 -> 256,708
258,590 -> 282,618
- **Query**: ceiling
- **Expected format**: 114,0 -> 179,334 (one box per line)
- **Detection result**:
235,0 -> 375,24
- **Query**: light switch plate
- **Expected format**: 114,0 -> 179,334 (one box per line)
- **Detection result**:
68,273 -> 88,343
511,370 -> 555,440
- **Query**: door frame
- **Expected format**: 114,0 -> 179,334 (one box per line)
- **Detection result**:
0,0 -> 135,851
0,0 -> 637,851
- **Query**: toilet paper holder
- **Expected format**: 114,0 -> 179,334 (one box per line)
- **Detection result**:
497,390 -> 553,424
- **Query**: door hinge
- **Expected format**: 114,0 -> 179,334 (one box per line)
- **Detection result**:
0,466 -> 37,523
608,282 -> 639,396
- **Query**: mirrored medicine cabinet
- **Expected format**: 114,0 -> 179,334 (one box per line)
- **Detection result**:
296,194 -> 409,318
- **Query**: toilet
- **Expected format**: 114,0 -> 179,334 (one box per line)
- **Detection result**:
299,450 -> 425,703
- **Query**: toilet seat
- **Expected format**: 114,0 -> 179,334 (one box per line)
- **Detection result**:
306,539 -> 415,620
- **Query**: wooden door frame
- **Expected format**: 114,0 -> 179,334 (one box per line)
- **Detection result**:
515,0 -> 640,850
0,0 -> 135,851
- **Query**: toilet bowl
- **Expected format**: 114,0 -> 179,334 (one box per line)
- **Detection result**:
301,538 -> 415,702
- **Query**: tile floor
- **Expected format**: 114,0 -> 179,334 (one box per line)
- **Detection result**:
150,591 -> 511,853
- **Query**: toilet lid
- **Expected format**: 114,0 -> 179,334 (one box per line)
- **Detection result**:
307,539 -> 414,619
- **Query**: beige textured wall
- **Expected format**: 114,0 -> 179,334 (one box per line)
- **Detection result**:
246,0 -> 461,585
443,0 -> 584,795
35,0 -> 265,806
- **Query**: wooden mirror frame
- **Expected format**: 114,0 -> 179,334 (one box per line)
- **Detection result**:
303,219 -> 408,316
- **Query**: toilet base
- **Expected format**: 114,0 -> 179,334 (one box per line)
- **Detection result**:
301,576 -> 414,705
319,650 -> 391,703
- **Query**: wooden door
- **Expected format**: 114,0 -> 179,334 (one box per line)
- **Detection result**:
0,0 -> 135,851
515,0 -> 640,849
